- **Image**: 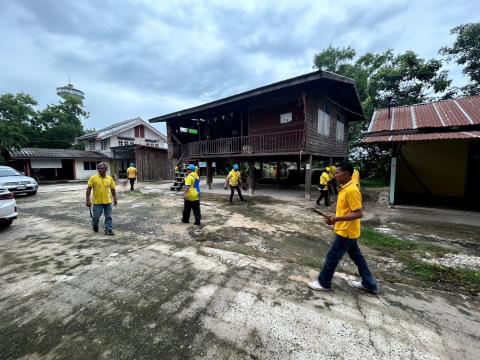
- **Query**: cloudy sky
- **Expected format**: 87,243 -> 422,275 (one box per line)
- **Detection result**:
0,0 -> 477,134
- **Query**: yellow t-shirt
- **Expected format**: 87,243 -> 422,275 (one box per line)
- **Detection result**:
184,172 -> 200,201
319,172 -> 330,190
334,179 -> 362,239
228,170 -> 241,186
352,169 -> 360,189
87,174 -> 116,205
127,166 -> 137,179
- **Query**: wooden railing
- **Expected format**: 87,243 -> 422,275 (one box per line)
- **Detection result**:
185,129 -> 305,157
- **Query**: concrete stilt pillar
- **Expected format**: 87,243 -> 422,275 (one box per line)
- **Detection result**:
305,155 -> 312,200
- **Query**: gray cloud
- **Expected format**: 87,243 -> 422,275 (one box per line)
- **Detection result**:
0,0 -> 477,134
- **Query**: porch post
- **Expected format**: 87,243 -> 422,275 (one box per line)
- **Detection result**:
249,160 -> 255,195
305,155 -> 312,200
206,160 -> 212,190
276,161 -> 281,188
389,156 -> 397,207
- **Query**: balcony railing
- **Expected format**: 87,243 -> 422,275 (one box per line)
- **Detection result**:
184,129 -> 305,157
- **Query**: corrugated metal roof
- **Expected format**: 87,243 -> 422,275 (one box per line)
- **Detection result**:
364,131 -> 480,143
368,95 -> 480,133
8,148 -> 110,159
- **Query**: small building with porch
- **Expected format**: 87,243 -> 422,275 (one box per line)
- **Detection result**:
364,95 -> 480,210
3,148 -> 110,182
149,70 -> 364,199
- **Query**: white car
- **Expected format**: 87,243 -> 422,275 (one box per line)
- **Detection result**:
0,187 -> 17,228
0,165 -> 38,195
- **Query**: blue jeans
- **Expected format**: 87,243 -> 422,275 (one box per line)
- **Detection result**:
319,234 -> 378,292
92,204 -> 113,231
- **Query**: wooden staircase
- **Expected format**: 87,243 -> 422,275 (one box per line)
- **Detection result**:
170,166 -> 188,191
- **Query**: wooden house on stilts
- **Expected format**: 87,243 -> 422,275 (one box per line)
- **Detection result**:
149,70 -> 364,199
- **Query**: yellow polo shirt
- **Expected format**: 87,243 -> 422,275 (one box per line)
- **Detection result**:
87,174 -> 116,205
334,179 -> 362,239
185,172 -> 200,201
228,170 -> 241,186
319,172 -> 330,190
127,166 -> 137,179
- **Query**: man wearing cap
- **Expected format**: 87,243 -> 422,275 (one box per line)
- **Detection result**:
225,163 -> 246,203
127,163 -> 138,191
182,164 -> 201,225
86,162 -> 117,236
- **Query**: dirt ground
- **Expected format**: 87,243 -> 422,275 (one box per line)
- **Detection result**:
1,181 -> 479,359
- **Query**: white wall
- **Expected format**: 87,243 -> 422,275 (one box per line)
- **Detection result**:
75,159 -> 113,180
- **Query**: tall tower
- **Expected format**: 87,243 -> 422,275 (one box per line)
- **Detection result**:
56,81 -> 85,101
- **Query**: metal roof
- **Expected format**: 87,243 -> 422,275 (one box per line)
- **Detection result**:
364,131 -> 480,143
75,117 -> 167,141
149,70 -> 365,123
7,148 -> 110,159
367,95 -> 480,133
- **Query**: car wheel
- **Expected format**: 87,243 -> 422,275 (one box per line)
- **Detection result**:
0,219 -> 13,228
27,191 -> 38,196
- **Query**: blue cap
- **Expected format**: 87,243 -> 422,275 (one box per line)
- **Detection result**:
187,164 -> 196,171
233,164 -> 239,170
130,163 -> 135,166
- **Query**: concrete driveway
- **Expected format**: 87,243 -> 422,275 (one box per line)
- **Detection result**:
0,183 -> 479,359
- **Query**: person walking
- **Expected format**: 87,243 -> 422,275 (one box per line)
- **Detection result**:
329,165 -> 338,195
316,167 -> 330,206
127,163 -> 138,191
182,164 -> 201,225
86,162 -> 117,236
225,163 -> 246,203
308,161 -> 378,294
352,167 -> 361,190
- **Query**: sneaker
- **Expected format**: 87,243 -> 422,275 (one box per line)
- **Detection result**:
307,280 -> 332,291
105,229 -> 115,236
181,220 -> 189,224
350,280 -> 378,294
193,222 -> 201,226
93,225 -> 99,233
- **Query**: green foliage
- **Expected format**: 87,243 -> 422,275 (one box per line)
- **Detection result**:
0,92 -> 88,151
0,93 -> 39,149
440,22 -> 480,96
313,47 -> 452,181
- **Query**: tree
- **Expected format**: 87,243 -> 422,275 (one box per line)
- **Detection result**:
313,47 -> 452,182
0,93 -> 40,150
440,22 -> 480,96
36,95 -> 88,148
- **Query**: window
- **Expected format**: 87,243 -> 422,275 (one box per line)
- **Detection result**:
89,140 -> 95,150
118,140 -> 124,146
317,105 -> 331,136
134,125 -> 145,138
101,139 -> 109,150
280,112 -> 292,124
336,114 -> 345,141
83,161 -> 98,171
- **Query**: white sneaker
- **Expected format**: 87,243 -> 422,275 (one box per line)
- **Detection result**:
308,280 -> 333,291
350,280 -> 378,294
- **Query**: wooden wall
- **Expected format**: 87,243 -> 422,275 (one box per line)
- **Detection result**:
249,99 -> 304,135
305,92 -> 349,158
135,147 -> 171,181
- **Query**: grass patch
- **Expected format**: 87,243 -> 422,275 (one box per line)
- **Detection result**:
361,178 -> 389,187
361,227 -> 448,256
361,227 -> 480,293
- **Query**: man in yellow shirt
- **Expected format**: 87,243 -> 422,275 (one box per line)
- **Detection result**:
316,167 -> 330,206
182,164 -> 201,225
308,161 -> 378,294
225,163 -> 246,203
86,162 -> 117,236
127,163 -> 138,191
